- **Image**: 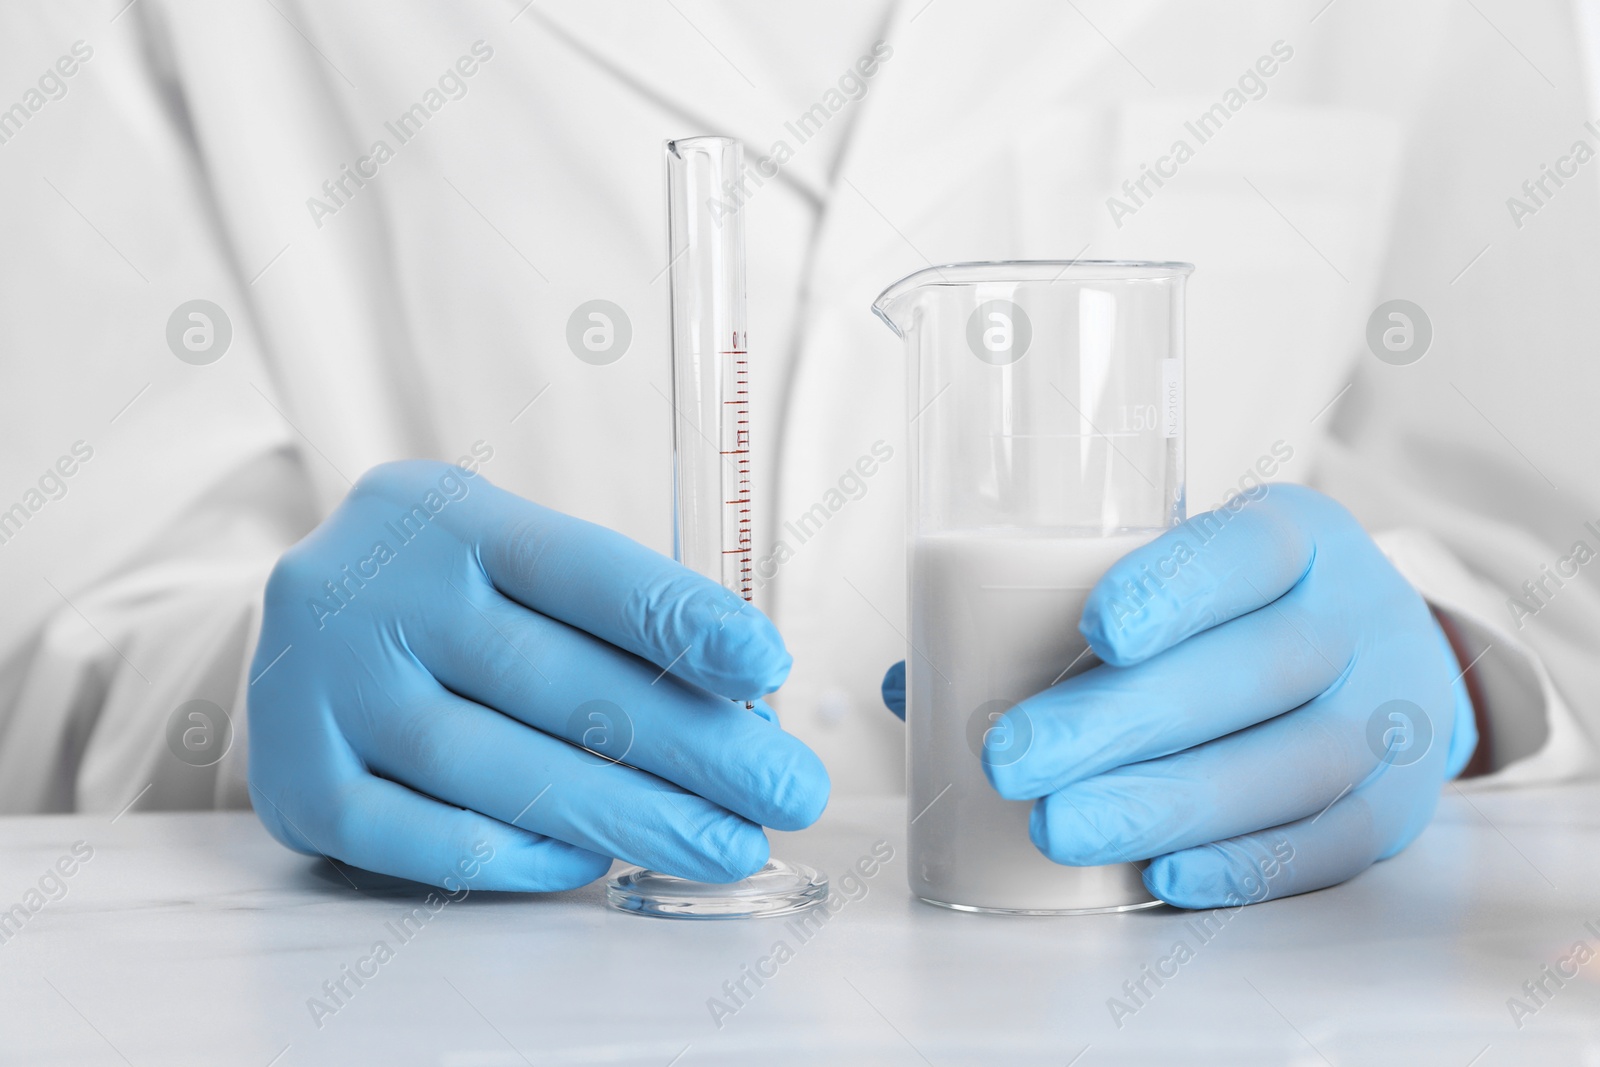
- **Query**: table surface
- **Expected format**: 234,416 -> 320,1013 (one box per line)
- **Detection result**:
0,785 -> 1596,1066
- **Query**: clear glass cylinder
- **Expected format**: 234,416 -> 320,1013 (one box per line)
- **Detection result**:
873,260 -> 1192,914
665,136 -> 752,596
605,137 -> 825,920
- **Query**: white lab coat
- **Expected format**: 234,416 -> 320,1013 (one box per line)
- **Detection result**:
0,0 -> 1594,814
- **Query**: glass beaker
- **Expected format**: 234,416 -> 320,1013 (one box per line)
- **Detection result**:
873,260 -> 1192,914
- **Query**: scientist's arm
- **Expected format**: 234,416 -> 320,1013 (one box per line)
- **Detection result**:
248,461 -> 828,889
1307,0 -> 1600,789
0,7 -> 306,814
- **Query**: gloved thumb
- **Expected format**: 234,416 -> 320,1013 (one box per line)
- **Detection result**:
881,660 -> 906,720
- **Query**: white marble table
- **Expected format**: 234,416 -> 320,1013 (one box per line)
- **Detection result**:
0,785 -> 1596,1066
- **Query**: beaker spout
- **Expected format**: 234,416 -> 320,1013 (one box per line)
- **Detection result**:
870,268 -> 939,338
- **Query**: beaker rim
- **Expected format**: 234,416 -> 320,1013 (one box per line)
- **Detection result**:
872,259 -> 1194,335
880,258 -> 1194,290
665,135 -> 738,157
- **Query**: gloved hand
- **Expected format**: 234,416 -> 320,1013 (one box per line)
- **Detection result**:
882,484 -> 1475,908
249,460 -> 828,891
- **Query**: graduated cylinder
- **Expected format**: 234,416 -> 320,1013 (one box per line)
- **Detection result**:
665,136 -> 753,598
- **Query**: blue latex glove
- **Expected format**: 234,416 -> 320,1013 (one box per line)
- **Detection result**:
249,460 -> 828,891
882,484 -> 1475,908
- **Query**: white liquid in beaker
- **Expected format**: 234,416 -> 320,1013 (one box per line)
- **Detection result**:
908,529 -> 1160,913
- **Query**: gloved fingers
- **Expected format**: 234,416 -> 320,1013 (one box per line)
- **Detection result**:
249,775 -> 612,893
1080,484 -> 1329,667
987,584 -> 1350,801
1141,760 -> 1439,909
359,684 -> 772,884
454,475 -> 790,700
882,660 -> 906,720
1023,680 -> 1447,866
412,585 -> 828,832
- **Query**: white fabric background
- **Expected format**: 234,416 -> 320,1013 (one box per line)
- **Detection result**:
0,0 -> 1593,812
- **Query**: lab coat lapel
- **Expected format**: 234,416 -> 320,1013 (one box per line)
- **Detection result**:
514,1 -> 835,196
799,1 -> 1162,302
